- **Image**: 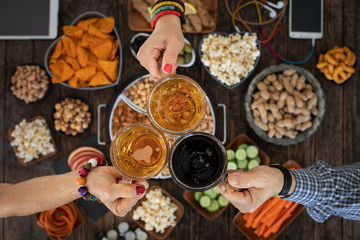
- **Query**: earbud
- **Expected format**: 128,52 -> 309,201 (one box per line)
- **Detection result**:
263,5 -> 277,19
266,1 -> 284,9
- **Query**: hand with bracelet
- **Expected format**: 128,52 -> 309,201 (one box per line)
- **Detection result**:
137,0 -> 185,80
218,165 -> 296,213
0,163 -> 148,218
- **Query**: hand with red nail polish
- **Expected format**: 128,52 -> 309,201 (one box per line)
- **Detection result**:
86,167 -> 149,217
137,14 -> 184,80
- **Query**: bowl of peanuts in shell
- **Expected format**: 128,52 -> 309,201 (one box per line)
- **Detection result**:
245,64 -> 325,146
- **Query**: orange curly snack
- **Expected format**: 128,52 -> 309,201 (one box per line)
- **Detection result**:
49,17 -> 119,87
316,46 -> 356,84
37,202 -> 79,240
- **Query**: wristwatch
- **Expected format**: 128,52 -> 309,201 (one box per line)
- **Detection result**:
268,164 -> 292,198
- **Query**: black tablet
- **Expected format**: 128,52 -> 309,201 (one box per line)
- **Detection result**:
0,0 -> 59,39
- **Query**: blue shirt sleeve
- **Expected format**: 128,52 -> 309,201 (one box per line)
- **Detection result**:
284,160 -> 360,222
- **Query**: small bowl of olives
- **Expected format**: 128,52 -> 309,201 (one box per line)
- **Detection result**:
177,38 -> 195,68
130,33 -> 149,59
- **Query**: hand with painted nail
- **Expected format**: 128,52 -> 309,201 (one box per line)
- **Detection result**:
137,14 -> 184,80
218,166 -> 295,213
87,167 -> 149,217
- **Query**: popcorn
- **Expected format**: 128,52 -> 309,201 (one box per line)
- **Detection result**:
201,33 -> 260,87
133,188 -> 178,234
10,119 -> 55,162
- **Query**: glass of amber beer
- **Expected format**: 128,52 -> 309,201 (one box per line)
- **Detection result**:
110,123 -> 169,181
146,74 -> 207,137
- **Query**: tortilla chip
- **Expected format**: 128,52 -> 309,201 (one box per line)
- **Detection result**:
75,66 -> 96,81
65,56 -> 81,71
63,26 -> 83,39
51,40 -> 63,59
76,17 -> 99,31
97,17 -> 115,33
91,40 -> 113,60
60,60 -> 75,80
77,79 -> 90,87
80,33 -> 92,48
68,76 -> 78,88
88,24 -> 114,39
61,36 -> 77,58
77,46 -> 88,67
97,59 -> 119,82
109,40 -> 119,60
52,74 -> 65,84
49,58 -> 58,65
89,71 -> 112,86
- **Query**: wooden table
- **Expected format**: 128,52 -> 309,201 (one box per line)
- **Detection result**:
1,0 -> 359,239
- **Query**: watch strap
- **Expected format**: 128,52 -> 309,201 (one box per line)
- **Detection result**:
269,164 -> 292,198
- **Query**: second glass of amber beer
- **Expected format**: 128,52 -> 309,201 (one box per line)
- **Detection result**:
110,123 -> 169,181
146,74 -> 207,136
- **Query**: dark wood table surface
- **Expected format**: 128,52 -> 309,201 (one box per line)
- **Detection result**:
1,0 -> 359,239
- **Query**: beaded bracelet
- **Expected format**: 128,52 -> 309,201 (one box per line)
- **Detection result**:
151,10 -> 182,28
150,0 -> 186,28
77,156 -> 107,201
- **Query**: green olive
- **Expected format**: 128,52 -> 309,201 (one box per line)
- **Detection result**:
177,56 -> 185,64
184,53 -> 192,63
179,49 -> 185,55
184,43 -> 193,53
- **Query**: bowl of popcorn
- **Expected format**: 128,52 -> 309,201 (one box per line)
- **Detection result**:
199,32 -> 261,89
8,116 -> 57,166
132,186 -> 184,239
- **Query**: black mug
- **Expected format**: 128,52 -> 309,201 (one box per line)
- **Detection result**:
168,132 -> 228,192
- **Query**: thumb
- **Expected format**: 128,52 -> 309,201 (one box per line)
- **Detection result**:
228,171 -> 256,189
161,41 -> 183,74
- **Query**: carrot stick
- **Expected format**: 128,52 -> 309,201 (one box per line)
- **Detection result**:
243,202 -> 266,228
256,223 -> 267,237
251,198 -> 281,228
263,202 -> 299,237
261,199 -> 287,224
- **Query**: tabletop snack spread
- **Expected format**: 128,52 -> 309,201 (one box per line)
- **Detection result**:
48,16 -> 119,88
53,98 -> 91,136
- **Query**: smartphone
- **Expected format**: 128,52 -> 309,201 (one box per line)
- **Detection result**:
289,0 -> 323,39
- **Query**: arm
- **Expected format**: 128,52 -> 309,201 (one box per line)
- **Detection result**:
285,160 -> 360,222
137,14 -> 184,80
218,161 -> 360,222
0,166 -> 148,218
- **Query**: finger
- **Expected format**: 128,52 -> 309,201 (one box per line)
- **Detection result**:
107,183 -> 146,200
133,179 -> 149,189
137,46 -> 162,79
161,39 -> 184,74
111,198 -> 139,217
219,184 -> 254,213
228,171 -> 256,189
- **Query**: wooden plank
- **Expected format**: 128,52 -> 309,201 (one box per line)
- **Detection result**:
0,40 -> 5,240
342,0 -> 360,239
313,0 -> 344,239
3,40 -> 35,240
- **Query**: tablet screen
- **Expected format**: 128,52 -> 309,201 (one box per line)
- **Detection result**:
0,0 -> 50,36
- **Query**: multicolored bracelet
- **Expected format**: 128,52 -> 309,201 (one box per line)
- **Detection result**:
77,156 -> 107,201
150,0 -> 186,28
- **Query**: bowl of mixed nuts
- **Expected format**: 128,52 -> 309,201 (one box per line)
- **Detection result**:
53,98 -> 92,136
10,65 -> 50,104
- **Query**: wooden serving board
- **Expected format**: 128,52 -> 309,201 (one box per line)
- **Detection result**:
128,0 -> 217,33
8,115 -> 57,166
